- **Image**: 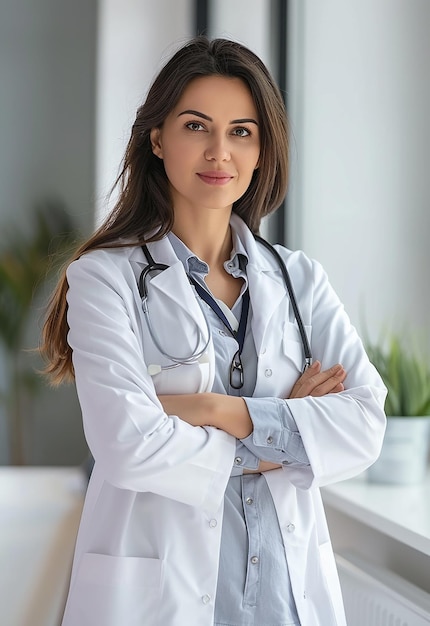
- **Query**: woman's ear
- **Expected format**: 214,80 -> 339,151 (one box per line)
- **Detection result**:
150,128 -> 163,158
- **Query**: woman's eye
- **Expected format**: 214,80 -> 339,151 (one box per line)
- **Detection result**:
186,122 -> 205,132
232,127 -> 251,137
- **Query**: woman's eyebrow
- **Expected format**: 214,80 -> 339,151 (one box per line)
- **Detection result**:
177,109 -> 258,125
177,109 -> 212,121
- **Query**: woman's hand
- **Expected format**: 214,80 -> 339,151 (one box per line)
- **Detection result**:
243,461 -> 282,474
289,361 -> 346,399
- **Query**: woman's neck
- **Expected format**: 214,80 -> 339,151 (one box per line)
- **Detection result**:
172,211 -> 233,268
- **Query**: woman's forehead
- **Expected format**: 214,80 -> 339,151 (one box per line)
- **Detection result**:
172,75 -> 258,120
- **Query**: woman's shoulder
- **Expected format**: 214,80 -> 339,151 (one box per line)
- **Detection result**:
272,243 -> 314,267
268,244 -> 330,292
72,242 -> 140,264
231,214 -> 320,273
66,244 -> 141,282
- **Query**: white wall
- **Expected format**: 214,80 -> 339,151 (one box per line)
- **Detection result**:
209,0 -> 272,69
0,0 -> 97,464
287,0 -> 430,342
96,0 -> 194,221
0,0 -> 97,233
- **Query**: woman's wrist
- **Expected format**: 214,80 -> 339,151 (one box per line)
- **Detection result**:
211,395 -> 253,439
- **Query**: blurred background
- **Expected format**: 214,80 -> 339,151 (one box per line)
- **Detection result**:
1,1 -> 430,624
1,0 -> 429,467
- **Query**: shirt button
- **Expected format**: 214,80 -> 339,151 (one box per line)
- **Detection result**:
245,497 -> 253,505
287,523 -> 296,533
266,436 -> 274,445
209,519 -> 217,528
265,368 -> 272,377
260,347 -> 267,355
251,556 -> 259,564
234,457 -> 243,465
201,594 -> 211,604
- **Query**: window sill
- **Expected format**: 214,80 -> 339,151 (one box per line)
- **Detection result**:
321,470 -> 430,556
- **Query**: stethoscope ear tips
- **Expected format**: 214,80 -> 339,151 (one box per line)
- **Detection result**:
147,364 -> 162,376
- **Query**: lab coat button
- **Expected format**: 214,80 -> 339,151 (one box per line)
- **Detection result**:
266,436 -> 273,444
264,368 -> 272,377
251,556 -> 259,564
234,457 -> 243,465
202,594 -> 211,604
245,497 -> 253,505
209,519 -> 217,528
287,523 -> 296,533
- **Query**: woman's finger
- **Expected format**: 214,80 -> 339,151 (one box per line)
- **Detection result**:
308,373 -> 346,397
289,363 -> 346,398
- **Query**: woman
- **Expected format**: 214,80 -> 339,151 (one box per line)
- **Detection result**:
41,37 -> 386,626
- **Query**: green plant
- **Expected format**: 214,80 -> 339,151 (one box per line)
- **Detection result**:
366,333 -> 430,417
0,201 -> 77,464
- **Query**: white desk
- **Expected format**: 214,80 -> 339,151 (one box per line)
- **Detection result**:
0,467 -> 86,626
322,472 -> 430,594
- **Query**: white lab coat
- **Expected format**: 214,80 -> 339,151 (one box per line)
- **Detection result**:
61,214 -> 386,626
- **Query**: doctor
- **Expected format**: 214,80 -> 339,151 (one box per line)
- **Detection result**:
41,37 -> 386,626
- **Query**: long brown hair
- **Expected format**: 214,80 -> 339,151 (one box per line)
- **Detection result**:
40,36 -> 289,385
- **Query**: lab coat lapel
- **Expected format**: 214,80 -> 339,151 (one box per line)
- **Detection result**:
129,237 -> 195,314
129,221 -> 289,356
230,214 -> 287,355
130,238 -> 212,362
247,262 -> 287,354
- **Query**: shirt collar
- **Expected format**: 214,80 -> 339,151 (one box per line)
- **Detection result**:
167,225 -> 249,278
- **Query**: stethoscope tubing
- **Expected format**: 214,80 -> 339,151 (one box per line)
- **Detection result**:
139,249 -> 211,365
253,235 -> 313,371
139,234 -> 313,373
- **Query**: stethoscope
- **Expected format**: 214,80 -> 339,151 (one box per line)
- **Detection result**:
138,234 -> 312,386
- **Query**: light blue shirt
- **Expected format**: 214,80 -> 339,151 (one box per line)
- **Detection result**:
168,230 -> 307,626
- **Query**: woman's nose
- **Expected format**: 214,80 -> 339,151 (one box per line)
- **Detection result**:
204,134 -> 231,162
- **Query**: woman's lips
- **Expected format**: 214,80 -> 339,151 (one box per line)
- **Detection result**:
197,171 -> 234,185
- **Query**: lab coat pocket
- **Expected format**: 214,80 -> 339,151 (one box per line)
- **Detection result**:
282,321 -> 311,371
63,553 -> 163,626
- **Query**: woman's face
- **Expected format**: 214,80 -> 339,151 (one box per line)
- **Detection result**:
150,75 -> 260,218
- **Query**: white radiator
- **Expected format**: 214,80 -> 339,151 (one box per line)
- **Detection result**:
335,552 -> 430,626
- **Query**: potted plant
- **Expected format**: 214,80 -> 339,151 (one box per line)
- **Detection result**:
365,333 -> 430,484
0,201 -> 77,464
